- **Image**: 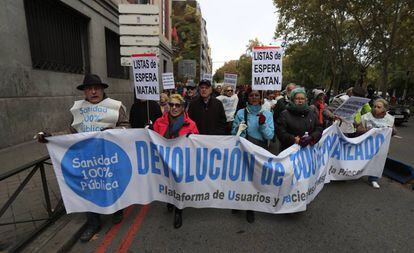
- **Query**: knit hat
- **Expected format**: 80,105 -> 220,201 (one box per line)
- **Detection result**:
290,87 -> 306,101
313,89 -> 325,99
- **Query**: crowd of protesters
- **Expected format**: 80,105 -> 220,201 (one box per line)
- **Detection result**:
35,73 -> 397,241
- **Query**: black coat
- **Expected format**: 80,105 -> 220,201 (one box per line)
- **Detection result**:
129,100 -> 162,128
273,96 -> 289,121
188,96 -> 227,135
276,106 -> 323,152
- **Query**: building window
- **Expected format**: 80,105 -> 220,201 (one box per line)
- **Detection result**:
105,28 -> 129,79
24,0 -> 90,74
163,60 -> 167,73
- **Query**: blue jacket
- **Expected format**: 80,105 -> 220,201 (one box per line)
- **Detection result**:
232,104 -> 274,141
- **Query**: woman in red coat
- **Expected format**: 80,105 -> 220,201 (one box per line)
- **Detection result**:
153,94 -> 199,228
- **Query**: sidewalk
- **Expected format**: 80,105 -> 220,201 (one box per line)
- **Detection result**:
0,140 -> 61,251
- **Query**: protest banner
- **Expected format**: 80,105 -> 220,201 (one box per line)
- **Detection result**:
224,73 -> 238,88
334,96 -> 371,118
46,124 -> 391,214
162,72 -> 175,90
202,73 -> 212,82
132,54 -> 159,101
252,46 -> 283,91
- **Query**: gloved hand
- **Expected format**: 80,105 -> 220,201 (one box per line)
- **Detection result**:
34,132 -> 51,143
144,123 -> 154,130
236,123 -> 248,136
299,135 -> 313,147
144,120 -> 153,130
257,113 -> 266,125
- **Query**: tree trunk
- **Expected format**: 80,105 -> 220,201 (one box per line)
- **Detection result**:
380,59 -> 389,99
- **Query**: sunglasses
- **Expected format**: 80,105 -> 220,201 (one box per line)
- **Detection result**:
169,103 -> 183,108
225,89 -> 234,92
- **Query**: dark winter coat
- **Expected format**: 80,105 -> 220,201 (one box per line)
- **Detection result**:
276,106 -> 323,152
188,96 -> 227,135
129,100 -> 162,128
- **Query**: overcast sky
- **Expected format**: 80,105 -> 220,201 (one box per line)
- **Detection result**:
197,0 -> 278,73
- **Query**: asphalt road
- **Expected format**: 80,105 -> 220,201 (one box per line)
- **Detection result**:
388,117 -> 414,167
69,118 -> 414,253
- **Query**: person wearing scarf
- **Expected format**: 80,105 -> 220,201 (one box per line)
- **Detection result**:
310,89 -> 334,129
276,87 -> 323,153
153,94 -> 199,228
358,98 -> 396,189
232,88 -> 274,223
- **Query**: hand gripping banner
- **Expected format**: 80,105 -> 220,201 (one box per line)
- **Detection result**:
46,124 -> 391,214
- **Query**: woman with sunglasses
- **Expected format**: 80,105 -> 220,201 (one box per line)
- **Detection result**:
153,94 -> 199,228
231,87 -> 274,223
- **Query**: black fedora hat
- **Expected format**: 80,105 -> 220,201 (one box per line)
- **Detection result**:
77,74 -> 109,90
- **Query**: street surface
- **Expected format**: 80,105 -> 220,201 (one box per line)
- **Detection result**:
68,119 -> 414,253
388,117 -> 414,167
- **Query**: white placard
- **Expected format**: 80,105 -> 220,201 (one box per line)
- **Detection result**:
120,26 -> 159,36
121,46 -> 159,56
132,54 -> 160,101
334,96 -> 371,118
252,46 -> 283,91
162,72 -> 175,90
202,73 -> 212,82
119,4 -> 159,14
119,15 -> 159,25
120,36 -> 160,46
224,73 -> 237,88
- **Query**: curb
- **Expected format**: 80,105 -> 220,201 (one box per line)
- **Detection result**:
22,213 -> 87,253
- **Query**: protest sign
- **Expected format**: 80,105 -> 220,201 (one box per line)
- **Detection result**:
334,96 -> 371,118
162,72 -> 175,90
70,99 -> 123,133
224,73 -> 238,88
252,46 -> 283,91
202,73 -> 212,82
132,54 -> 159,101
46,124 -> 391,214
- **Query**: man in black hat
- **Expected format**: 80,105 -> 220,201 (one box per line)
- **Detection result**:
37,73 -> 129,242
188,79 -> 226,135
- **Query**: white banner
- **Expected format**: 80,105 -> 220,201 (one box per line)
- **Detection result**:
224,73 -> 238,88
132,54 -> 159,101
46,124 -> 391,214
334,96 -> 371,118
161,72 -> 175,90
252,46 -> 283,91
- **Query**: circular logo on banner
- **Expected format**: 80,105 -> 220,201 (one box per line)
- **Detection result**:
61,138 -> 132,207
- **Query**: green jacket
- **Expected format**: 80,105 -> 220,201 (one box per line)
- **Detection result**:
354,103 -> 371,125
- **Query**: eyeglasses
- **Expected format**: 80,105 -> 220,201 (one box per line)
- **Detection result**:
187,87 -> 195,90
225,89 -> 234,92
168,103 -> 183,108
248,93 -> 260,97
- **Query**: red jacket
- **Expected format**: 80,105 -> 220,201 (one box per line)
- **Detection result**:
153,112 -> 199,138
